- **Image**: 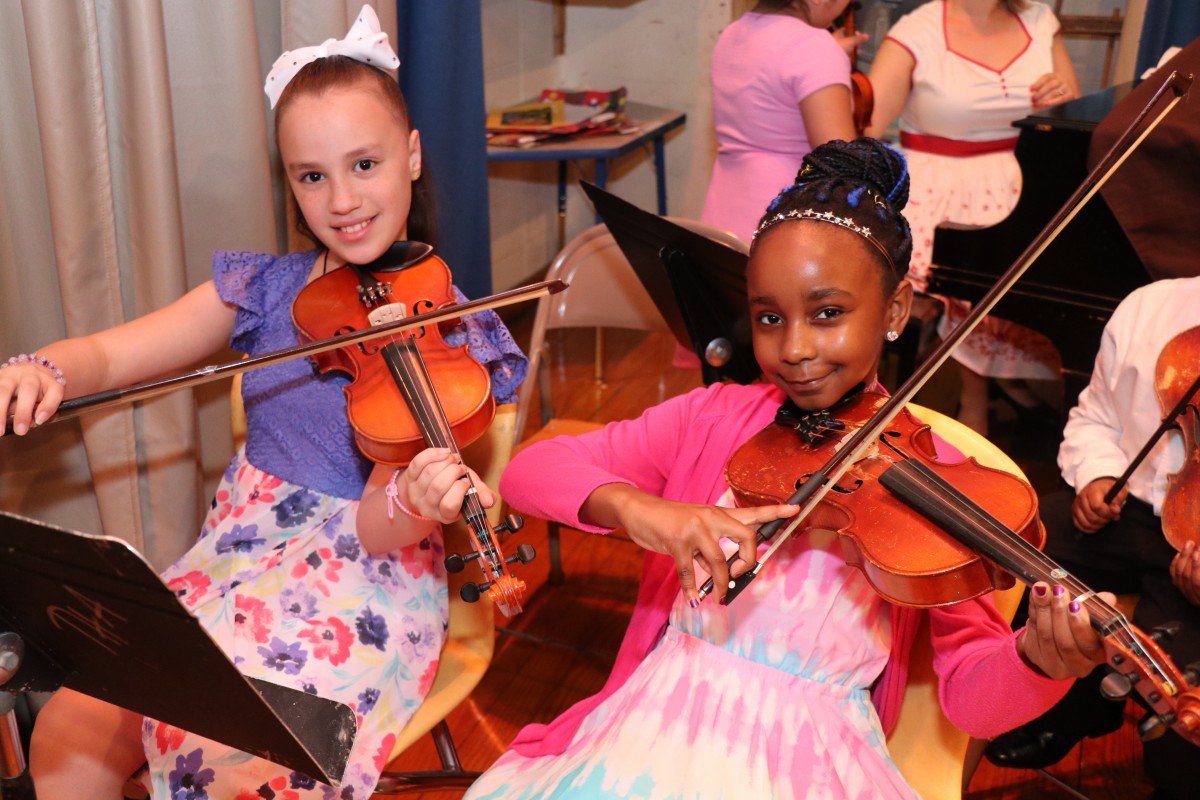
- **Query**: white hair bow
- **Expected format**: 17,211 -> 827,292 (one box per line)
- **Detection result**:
263,5 -> 400,109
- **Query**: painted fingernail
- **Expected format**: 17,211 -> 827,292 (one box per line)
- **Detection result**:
0,650 -> 17,671
1052,585 -> 1065,597
1034,584 -> 1047,596
688,598 -> 699,609
1069,601 -> 1081,613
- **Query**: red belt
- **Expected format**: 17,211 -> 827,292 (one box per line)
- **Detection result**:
900,132 -> 1019,156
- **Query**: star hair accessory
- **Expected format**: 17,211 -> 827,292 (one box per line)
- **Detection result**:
264,5 -> 399,109
754,208 -> 897,274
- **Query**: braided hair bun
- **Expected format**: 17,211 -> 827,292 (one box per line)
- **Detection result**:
754,138 -> 913,288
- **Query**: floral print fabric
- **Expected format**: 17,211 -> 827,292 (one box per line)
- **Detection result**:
143,454 -> 448,799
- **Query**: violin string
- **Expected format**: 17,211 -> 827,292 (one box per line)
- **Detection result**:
371,280 -> 502,575
886,450 -> 1175,679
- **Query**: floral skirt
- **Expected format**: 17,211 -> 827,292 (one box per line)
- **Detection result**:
142,450 -> 448,799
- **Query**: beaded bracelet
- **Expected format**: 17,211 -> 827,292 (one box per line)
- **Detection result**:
385,469 -> 434,522
1,353 -> 66,385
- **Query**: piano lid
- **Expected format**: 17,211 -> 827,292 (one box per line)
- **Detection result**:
580,181 -> 761,386
1087,37 -> 1200,281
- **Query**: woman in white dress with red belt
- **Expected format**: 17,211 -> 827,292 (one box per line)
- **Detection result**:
867,0 -> 1080,434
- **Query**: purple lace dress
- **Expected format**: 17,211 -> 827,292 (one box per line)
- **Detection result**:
142,249 -> 526,799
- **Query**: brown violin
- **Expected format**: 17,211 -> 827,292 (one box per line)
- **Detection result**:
292,241 -> 534,617
726,391 -> 1042,607
840,2 -> 874,136
1155,326 -> 1200,550
726,389 -> 1200,745
1101,324 -> 1200,553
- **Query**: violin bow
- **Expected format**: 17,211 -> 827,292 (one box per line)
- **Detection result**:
701,69 -> 1193,604
1103,372 -> 1200,504
4,279 -> 567,435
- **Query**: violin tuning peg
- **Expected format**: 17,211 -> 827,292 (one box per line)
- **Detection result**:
1149,621 -> 1182,643
460,582 -> 484,603
1136,710 -> 1173,742
506,543 -> 536,565
444,551 -> 481,574
1182,661 -> 1200,687
1100,670 -> 1134,701
494,514 -> 524,536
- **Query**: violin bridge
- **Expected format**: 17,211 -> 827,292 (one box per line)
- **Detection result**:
367,303 -> 409,327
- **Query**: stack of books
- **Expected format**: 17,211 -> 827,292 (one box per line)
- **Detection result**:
486,88 -> 633,147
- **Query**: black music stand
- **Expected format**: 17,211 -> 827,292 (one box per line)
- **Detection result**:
580,181 -> 762,386
0,510 -> 354,786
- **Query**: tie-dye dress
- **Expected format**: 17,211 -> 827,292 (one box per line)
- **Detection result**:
466,496 -> 922,800
139,249 -> 526,800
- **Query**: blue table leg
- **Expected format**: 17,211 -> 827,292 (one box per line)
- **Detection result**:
557,160 -> 568,252
654,135 -> 667,215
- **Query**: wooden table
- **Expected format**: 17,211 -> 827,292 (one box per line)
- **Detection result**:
487,101 -> 687,249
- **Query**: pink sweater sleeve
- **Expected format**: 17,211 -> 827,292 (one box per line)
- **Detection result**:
930,598 -> 1071,738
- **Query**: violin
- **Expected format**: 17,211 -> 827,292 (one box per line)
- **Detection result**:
840,2 -> 874,136
725,388 -> 1200,745
1100,324 -> 1200,553
726,391 -> 1041,607
292,241 -> 534,617
1155,326 -> 1200,550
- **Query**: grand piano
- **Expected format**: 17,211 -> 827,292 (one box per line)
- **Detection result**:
927,81 -> 1151,401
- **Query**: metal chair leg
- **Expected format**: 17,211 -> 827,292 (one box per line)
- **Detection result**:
548,520 -> 566,585
372,720 -> 480,795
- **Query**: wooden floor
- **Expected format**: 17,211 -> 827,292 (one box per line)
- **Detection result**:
384,320 -> 1154,799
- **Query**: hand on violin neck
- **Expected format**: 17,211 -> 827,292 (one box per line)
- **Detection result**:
1018,582 -> 1113,681
1072,478 -> 1126,533
582,484 -> 797,605
357,448 -> 495,555
403,447 -> 495,523
833,29 -> 868,59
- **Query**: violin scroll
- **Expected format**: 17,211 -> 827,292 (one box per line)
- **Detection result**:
1098,614 -> 1200,746
448,514 -> 534,616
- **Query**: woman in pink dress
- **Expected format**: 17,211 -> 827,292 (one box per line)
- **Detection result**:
867,0 -> 1080,434
701,0 -> 862,243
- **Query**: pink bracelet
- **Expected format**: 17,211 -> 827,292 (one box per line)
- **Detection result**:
385,469 -> 434,522
2,353 -> 66,385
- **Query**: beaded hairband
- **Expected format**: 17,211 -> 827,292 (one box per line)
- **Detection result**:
753,208 -> 897,275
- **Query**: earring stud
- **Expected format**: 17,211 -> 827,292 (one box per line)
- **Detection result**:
885,330 -> 899,342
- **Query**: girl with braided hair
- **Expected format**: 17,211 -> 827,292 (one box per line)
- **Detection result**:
465,138 -> 1105,799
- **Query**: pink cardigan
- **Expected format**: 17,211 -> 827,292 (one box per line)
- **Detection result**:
500,382 -> 1070,757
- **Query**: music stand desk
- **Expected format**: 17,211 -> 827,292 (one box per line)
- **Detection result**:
487,101 -> 686,248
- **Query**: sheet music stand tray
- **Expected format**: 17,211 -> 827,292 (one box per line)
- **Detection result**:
0,510 -> 354,786
580,181 -> 761,386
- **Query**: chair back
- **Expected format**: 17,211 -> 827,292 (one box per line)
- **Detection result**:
513,219 -> 748,441
385,403 -> 514,759
887,403 -> 1028,800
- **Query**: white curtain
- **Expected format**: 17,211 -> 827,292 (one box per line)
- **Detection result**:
0,1 -> 396,569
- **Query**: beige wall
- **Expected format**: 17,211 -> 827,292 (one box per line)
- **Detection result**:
481,0 -> 733,291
